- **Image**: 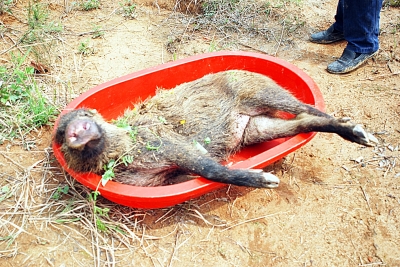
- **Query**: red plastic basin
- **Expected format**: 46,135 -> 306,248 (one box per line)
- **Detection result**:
52,51 -> 325,209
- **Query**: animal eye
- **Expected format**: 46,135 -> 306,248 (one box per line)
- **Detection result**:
84,109 -> 97,117
77,109 -> 87,116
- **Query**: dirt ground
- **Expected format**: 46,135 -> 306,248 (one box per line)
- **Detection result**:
0,0 -> 399,266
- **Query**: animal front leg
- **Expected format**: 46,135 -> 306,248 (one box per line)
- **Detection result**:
163,141 -> 280,188
243,113 -> 378,146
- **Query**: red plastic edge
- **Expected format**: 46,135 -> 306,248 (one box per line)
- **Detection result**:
52,51 -> 325,209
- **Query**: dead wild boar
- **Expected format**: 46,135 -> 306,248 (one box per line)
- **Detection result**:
54,70 -> 378,188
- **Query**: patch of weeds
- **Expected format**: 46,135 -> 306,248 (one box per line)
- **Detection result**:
282,15 -> 306,34
87,191 -> 126,234
119,0 -> 137,19
0,66 -> 31,106
202,0 -> 240,18
77,39 -> 94,55
20,3 -> 63,69
25,83 -> 57,127
91,25 -> 104,38
0,51 -> 57,143
27,2 -> 48,30
43,21 -> 64,34
208,40 -> 219,52
52,198 -> 82,224
288,0 -> 302,5
393,16 -> 400,33
80,0 -> 100,11
23,2 -> 64,40
181,0 -> 308,50
196,0 -> 275,36
0,0 -> 13,15
166,37 -> 181,54
51,185 -> 70,200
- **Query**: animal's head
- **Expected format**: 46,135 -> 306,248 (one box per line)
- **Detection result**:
55,108 -> 106,152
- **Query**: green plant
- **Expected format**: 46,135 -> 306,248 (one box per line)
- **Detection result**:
119,0 -> 137,18
101,155 -> 134,186
0,0 -> 13,14
80,0 -> 100,11
0,51 -> 57,143
51,185 -> 70,200
87,191 -> 126,234
113,109 -> 139,141
19,2 -> 63,70
208,40 -> 218,52
202,0 -> 240,18
91,25 -> 104,38
77,39 -> 93,55
27,2 -> 48,30
0,66 -> 30,105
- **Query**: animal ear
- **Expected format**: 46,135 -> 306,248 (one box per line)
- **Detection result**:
54,111 -> 76,145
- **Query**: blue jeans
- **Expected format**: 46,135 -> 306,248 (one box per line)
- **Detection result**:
333,0 -> 383,54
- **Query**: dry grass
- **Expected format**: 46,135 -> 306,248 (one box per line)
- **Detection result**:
161,0 -> 308,55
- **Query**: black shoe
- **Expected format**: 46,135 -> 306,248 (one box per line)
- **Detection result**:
327,48 -> 377,74
310,25 -> 344,44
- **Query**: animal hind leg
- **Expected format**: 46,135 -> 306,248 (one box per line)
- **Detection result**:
237,81 -> 331,118
162,140 -> 280,188
242,113 -> 378,146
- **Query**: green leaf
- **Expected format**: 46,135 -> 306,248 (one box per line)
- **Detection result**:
122,155 -> 134,166
204,137 -> 211,144
158,116 -> 167,123
107,160 -> 116,169
1,186 -> 9,193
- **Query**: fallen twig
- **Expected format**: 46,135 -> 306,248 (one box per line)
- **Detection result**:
221,211 -> 286,232
360,186 -> 373,214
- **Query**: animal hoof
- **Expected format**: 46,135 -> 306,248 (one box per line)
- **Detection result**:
249,169 -> 263,173
261,172 -> 280,188
353,124 -> 379,146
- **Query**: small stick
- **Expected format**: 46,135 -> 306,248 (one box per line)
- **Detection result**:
360,186 -> 373,214
361,72 -> 399,81
221,211 -> 285,232
238,42 -> 268,54
168,230 -> 180,267
0,152 -> 25,171
273,20 -> 285,56
358,262 -> 386,266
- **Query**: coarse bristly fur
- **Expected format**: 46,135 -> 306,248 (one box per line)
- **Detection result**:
54,70 -> 378,188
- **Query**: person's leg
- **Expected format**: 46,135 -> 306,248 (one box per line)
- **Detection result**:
327,0 -> 383,74
310,0 -> 344,44
343,0 -> 382,54
332,0 -> 344,33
